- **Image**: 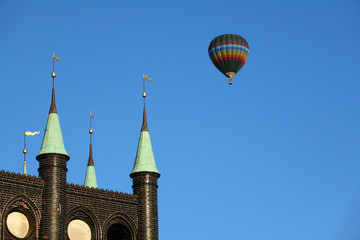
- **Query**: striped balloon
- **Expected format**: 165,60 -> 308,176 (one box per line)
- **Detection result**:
208,34 -> 249,85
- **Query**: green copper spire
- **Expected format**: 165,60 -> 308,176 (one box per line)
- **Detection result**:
131,108 -> 159,175
85,112 -> 97,188
84,143 -> 98,188
37,88 -> 68,157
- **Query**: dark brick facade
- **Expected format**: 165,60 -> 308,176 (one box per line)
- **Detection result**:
66,183 -> 138,239
0,159 -> 159,239
0,171 -> 43,239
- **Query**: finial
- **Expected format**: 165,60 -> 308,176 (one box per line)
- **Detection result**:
23,133 -> 27,175
142,73 -> 153,107
89,111 -> 94,141
141,73 -> 154,131
23,130 -> 40,175
50,52 -> 61,112
52,52 -> 60,88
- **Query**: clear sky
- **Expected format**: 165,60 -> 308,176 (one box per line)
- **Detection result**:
0,1 -> 360,239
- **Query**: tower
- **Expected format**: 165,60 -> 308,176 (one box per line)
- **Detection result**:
36,86 -> 69,239
130,107 -> 160,240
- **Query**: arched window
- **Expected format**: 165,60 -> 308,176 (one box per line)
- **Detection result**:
6,211 -> 30,238
2,196 -> 40,239
66,206 -> 101,240
67,219 -> 92,240
107,224 -> 132,240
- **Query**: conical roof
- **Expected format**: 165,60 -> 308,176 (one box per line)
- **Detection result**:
37,88 -> 68,157
131,108 -> 159,175
84,143 -> 98,188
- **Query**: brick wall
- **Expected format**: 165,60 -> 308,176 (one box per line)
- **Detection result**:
0,170 -> 43,240
0,168 -> 160,240
66,184 -> 138,239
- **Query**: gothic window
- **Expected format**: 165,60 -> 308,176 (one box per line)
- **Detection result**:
67,219 -> 92,240
107,224 -> 131,240
3,196 -> 39,239
6,211 -> 30,238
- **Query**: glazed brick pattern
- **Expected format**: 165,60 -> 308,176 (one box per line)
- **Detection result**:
66,183 -> 139,239
131,172 -> 160,240
0,172 -> 140,239
0,171 -> 43,239
37,153 -> 69,240
0,162 -> 160,240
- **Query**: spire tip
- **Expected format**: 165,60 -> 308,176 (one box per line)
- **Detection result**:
49,88 -> 57,113
141,107 -> 149,132
87,144 -> 94,166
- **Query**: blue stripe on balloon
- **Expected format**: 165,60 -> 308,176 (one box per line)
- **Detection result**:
208,44 -> 250,56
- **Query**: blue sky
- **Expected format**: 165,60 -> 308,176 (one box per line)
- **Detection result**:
0,1 -> 360,239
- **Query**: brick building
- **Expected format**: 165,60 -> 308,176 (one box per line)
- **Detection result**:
0,82 -> 160,239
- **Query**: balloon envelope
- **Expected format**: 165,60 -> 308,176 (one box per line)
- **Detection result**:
208,34 -> 250,80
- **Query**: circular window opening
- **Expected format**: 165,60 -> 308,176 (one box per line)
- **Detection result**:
68,219 -> 91,240
107,224 -> 131,240
6,211 -> 30,238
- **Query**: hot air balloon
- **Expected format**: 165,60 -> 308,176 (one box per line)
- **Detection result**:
208,34 -> 250,85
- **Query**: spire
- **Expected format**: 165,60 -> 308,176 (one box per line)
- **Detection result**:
49,88 -> 57,113
37,87 -> 68,157
84,144 -> 98,188
87,144 -> 94,166
84,112 -> 97,188
141,107 -> 149,132
130,107 -> 159,175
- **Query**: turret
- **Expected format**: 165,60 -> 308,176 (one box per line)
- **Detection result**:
130,107 -> 160,240
36,84 -> 69,239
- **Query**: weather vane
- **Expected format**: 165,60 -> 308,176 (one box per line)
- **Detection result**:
23,130 -> 40,175
89,111 -> 95,144
142,73 -> 153,107
52,52 -> 60,88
